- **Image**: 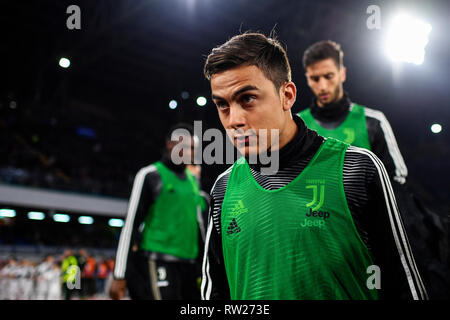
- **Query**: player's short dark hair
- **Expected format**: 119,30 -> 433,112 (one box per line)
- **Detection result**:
165,122 -> 194,142
302,40 -> 344,69
204,32 -> 292,91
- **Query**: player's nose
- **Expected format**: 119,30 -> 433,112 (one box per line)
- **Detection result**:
228,105 -> 246,130
317,77 -> 328,90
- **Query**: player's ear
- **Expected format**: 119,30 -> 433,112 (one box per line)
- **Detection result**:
166,140 -> 175,152
304,70 -> 312,87
340,66 -> 347,84
281,81 -> 297,111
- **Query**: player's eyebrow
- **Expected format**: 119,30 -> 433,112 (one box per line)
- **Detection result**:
212,85 -> 259,102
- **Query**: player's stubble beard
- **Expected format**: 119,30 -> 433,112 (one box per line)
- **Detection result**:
318,80 -> 343,107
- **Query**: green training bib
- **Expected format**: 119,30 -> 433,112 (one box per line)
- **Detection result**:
299,104 -> 371,150
140,162 -> 200,259
221,138 -> 378,300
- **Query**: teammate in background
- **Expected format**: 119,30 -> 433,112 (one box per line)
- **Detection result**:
46,261 -> 62,300
81,254 -> 97,298
104,257 -> 115,297
19,259 -> 35,300
0,259 -> 8,299
110,123 -> 206,300
9,258 -> 20,300
7,258 -> 32,300
61,249 -> 78,300
96,258 -> 109,297
299,40 -> 406,184
0,257 -> 17,300
201,32 -> 427,300
107,257 -> 114,272
299,40 -> 448,299
77,248 -> 88,298
14,259 -> 34,300
34,255 -> 55,300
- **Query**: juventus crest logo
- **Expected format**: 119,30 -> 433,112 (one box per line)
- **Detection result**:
305,180 -> 325,211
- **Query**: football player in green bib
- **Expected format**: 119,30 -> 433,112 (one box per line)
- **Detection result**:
201,32 -> 427,300
110,123 -> 207,300
299,40 -> 406,185
299,41 -> 448,299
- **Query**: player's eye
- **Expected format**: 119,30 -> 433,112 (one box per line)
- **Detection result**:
240,94 -> 255,105
215,101 -> 229,110
325,73 -> 334,80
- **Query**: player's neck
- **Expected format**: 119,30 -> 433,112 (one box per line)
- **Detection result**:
249,115 -> 321,171
316,89 -> 344,108
311,91 -> 350,121
162,153 -> 185,173
278,117 -> 298,151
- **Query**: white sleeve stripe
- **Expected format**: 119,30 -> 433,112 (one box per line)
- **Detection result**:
365,108 -> 407,178
347,148 -> 418,298
359,145 -> 426,293
349,147 -> 427,299
347,147 -> 427,299
369,151 -> 428,299
372,152 -> 427,300
210,166 -> 233,194
364,107 -> 408,182
198,191 -> 211,243
350,147 -> 426,296
113,165 -> 157,279
197,205 -> 206,243
201,215 -> 214,300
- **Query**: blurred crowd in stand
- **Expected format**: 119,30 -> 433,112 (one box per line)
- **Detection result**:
0,248 -> 115,300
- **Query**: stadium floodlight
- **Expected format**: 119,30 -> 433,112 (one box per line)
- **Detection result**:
385,13 -> 432,65
108,218 -> 124,228
169,100 -> 178,109
53,213 -> 70,223
59,57 -> 71,68
28,211 -> 45,220
431,123 -> 442,134
0,209 -> 16,218
196,96 -> 207,106
78,216 -> 94,225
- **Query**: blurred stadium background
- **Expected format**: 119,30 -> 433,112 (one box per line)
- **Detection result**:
0,0 -> 448,299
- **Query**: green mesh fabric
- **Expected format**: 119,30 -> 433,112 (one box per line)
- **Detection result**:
299,104 -> 371,150
221,138 -> 378,300
140,162 -> 200,259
